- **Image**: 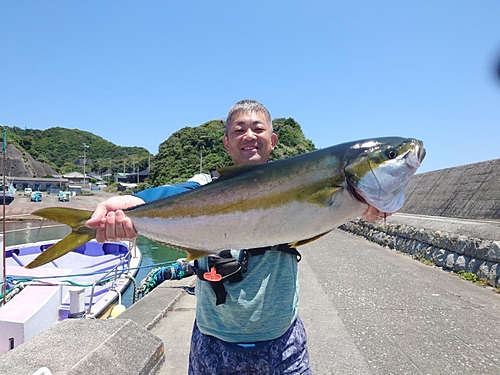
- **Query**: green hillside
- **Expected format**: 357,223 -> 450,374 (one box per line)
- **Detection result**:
6,126 -> 151,175
3,117 -> 315,187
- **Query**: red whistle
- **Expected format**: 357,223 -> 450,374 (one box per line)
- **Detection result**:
204,267 -> 222,282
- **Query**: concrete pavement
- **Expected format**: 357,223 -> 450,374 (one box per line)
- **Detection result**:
143,228 -> 500,375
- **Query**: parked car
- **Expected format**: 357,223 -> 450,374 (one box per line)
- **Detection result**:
30,191 -> 42,202
58,191 -> 71,202
24,187 -> 32,197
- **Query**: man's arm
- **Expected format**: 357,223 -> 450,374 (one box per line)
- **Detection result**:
85,175 -> 212,242
86,195 -> 145,242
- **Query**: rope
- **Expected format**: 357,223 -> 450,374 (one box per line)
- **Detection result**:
135,261 -> 188,301
1,259 -> 186,305
0,282 -> 26,304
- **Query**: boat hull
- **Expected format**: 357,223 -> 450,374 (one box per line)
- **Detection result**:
0,239 -> 141,353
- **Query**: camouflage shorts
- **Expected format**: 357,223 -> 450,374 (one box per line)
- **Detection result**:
188,318 -> 311,375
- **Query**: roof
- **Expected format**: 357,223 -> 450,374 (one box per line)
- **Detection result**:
118,183 -> 138,188
63,171 -> 85,178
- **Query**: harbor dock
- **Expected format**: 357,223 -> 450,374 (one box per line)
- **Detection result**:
1,214 -> 500,374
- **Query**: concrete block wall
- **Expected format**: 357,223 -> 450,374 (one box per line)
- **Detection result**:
341,219 -> 500,287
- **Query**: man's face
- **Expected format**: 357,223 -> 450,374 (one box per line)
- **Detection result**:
223,111 -> 278,165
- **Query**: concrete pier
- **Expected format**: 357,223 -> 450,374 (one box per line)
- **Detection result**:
1,218 -> 500,374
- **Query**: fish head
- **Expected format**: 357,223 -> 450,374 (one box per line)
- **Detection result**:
344,137 -> 425,213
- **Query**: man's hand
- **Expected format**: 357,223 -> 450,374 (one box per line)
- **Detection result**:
86,195 -> 145,242
362,205 -> 391,222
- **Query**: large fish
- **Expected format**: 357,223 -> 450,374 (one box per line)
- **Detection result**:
26,136 -> 425,269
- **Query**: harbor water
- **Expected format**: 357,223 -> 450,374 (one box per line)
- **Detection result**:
4,222 -> 185,307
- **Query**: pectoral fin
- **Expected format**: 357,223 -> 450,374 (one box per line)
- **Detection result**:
306,187 -> 342,207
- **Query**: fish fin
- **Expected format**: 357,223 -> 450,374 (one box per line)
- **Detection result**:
215,164 -> 257,182
155,240 -> 213,262
306,187 -> 342,207
32,207 -> 94,227
25,230 -> 96,269
26,207 -> 96,269
290,230 -> 333,248
185,249 -> 214,262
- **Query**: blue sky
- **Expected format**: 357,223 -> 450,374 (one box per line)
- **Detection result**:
1,1 -> 499,173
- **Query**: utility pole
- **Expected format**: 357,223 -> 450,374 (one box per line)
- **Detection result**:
82,143 -> 89,189
200,145 -> 204,174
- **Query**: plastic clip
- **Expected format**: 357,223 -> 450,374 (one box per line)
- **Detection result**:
203,267 -> 222,282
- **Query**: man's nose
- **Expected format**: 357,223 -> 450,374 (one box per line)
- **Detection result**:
243,129 -> 257,139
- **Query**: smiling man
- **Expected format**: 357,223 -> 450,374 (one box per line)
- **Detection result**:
223,101 -> 277,165
187,100 -> 312,374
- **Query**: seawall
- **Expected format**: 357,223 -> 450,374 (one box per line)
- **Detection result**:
401,158 -> 500,220
341,215 -> 500,286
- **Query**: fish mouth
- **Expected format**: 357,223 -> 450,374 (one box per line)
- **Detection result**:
347,181 -> 367,205
406,140 -> 426,169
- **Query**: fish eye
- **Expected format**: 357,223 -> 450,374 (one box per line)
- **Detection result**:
386,149 -> 397,159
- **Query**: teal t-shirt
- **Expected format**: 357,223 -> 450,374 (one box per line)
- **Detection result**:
195,249 -> 299,343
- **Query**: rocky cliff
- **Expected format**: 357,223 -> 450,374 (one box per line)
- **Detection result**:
0,144 -> 58,178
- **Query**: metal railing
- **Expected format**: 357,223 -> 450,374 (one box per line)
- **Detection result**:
86,239 -> 136,316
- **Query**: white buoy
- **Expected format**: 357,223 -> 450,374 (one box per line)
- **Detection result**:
109,290 -> 126,319
68,287 -> 85,318
109,304 -> 126,318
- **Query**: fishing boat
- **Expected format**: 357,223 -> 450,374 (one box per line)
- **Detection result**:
0,181 -> 15,205
0,191 -> 14,205
0,236 -> 141,354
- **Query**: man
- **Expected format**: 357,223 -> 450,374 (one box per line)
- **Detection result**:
87,100 -> 383,374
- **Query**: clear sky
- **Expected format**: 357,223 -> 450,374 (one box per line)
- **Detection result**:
1,1 -> 499,173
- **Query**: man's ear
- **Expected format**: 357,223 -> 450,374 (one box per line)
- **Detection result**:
223,135 -> 230,152
271,133 -> 278,150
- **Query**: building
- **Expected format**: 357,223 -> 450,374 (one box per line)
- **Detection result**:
7,176 -> 69,194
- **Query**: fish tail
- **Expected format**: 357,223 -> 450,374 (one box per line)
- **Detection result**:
25,207 -> 97,269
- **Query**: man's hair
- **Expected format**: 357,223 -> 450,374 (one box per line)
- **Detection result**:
225,100 -> 273,135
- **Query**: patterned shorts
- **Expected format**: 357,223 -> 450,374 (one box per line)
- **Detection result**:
188,318 -> 311,375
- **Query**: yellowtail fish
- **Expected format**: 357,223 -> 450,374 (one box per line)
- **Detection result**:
26,137 -> 425,269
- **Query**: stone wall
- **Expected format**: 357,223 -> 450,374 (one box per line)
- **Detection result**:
341,219 -> 500,287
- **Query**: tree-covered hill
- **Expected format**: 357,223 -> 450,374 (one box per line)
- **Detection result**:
148,117 -> 316,185
5,126 -> 151,175
2,117 -> 315,185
